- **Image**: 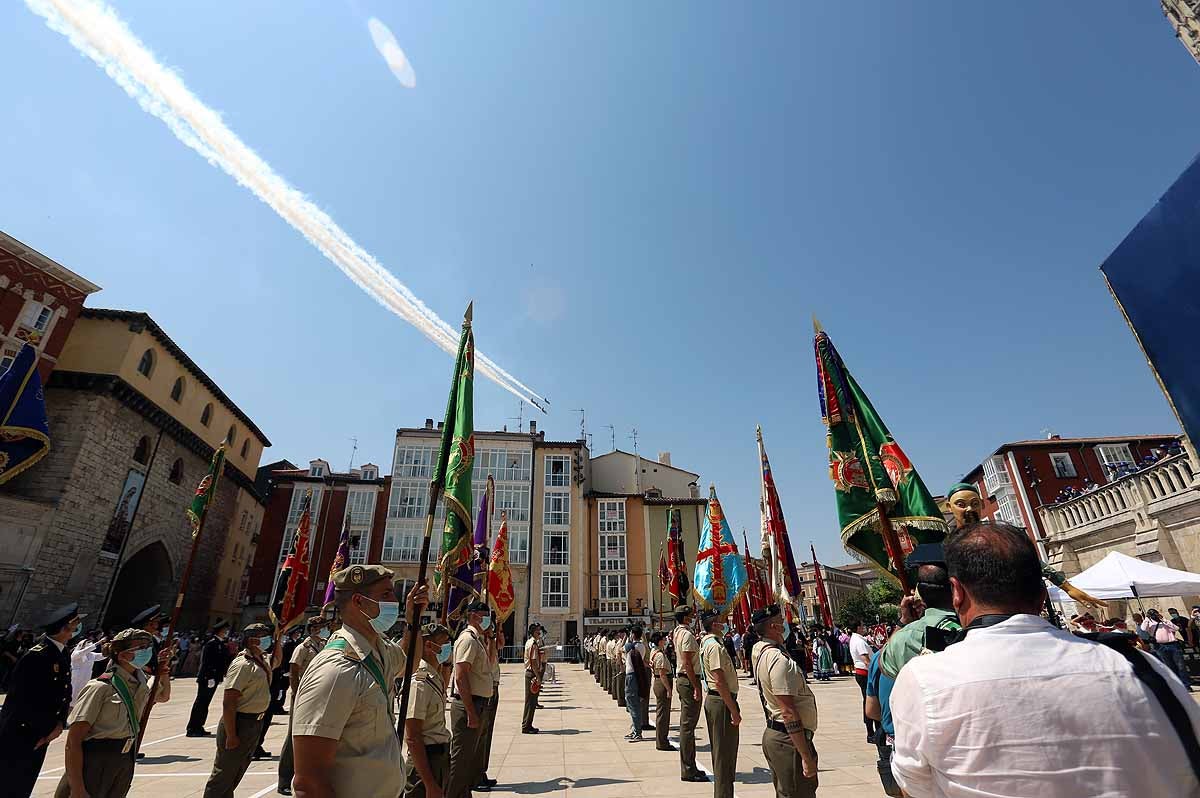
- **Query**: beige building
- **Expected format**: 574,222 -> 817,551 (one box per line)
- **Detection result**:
2,308 -> 269,628
798,560 -> 868,624
528,440 -> 590,643
1163,1 -> 1200,65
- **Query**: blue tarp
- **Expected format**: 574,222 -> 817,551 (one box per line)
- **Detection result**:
1101,152 -> 1200,445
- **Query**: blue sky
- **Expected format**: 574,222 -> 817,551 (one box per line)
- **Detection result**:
2,3 -> 1194,565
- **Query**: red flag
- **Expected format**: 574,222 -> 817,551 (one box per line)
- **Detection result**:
487,513 -> 516,623
811,543 -> 834,628
273,491 -> 312,632
658,545 -> 670,593
666,508 -> 689,607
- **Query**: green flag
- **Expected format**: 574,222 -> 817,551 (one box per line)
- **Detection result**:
814,325 -> 945,584
434,305 -> 475,597
186,443 -> 226,537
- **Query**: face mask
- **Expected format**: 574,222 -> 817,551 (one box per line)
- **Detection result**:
130,648 -> 153,669
480,616 -> 493,631
317,628 -> 331,640
365,598 -> 400,633
437,642 -> 454,664
257,636 -> 273,650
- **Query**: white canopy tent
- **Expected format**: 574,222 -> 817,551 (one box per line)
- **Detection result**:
1066,551 -> 1200,600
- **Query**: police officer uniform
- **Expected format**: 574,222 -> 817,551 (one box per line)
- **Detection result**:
700,611 -> 740,798
53,629 -> 158,798
0,603 -> 78,797
447,601 -> 495,798
277,617 -> 327,795
403,623 -> 452,798
187,620 -> 232,736
672,609 -> 707,782
751,605 -> 819,798
203,623 -> 274,798
290,564 -> 410,798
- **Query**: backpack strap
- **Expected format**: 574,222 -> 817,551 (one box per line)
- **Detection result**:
1117,644 -> 1200,784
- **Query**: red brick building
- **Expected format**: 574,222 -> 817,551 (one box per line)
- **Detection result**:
959,434 -> 1180,555
244,458 -> 388,621
0,231 -> 101,380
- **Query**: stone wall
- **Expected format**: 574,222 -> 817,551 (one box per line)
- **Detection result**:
10,386 -> 238,629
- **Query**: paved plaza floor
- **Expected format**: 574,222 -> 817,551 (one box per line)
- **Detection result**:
33,663 -> 887,797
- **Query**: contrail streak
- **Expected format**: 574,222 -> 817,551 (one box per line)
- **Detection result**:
26,0 -> 547,411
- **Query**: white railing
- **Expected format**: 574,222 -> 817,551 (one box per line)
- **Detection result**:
1040,453 -> 1197,537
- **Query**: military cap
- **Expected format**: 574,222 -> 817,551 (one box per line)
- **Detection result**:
947,482 -> 979,498
243,622 -> 272,637
674,605 -> 694,621
41,603 -> 83,630
305,616 -> 328,630
109,628 -> 155,654
700,609 -> 722,627
332,564 -> 394,593
465,600 -> 490,613
211,619 -> 230,632
130,605 -> 162,626
905,543 -> 946,569
751,604 -> 781,626
422,622 -> 451,639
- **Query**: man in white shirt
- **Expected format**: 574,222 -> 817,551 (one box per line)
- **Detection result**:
890,521 -> 1200,798
848,620 -> 878,744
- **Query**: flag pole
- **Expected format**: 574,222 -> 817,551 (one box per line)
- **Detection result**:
657,542 -> 665,630
875,502 -> 912,594
135,441 -> 226,753
397,302 -> 472,735
482,476 -> 495,603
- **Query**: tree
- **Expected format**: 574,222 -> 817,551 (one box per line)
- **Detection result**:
834,578 -> 903,628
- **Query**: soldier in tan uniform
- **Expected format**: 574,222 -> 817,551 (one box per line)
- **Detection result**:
203,622 -> 279,798
672,606 -> 708,783
447,601 -> 495,798
750,605 -> 818,798
403,623 -> 453,798
292,564 -> 427,798
476,625 -> 503,791
611,630 -> 626,707
649,631 -> 674,751
277,616 -> 329,795
521,624 -> 541,733
700,609 -> 740,798
55,629 -> 171,798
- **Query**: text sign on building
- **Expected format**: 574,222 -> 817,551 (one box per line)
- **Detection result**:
584,613 -> 649,627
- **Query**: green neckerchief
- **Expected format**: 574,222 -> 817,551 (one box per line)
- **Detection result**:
109,669 -> 140,739
326,637 -> 393,719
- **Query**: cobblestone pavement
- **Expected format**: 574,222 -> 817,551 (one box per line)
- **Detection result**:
33,663 -> 888,797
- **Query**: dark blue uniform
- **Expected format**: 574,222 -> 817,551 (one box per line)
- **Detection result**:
0,635 -> 72,796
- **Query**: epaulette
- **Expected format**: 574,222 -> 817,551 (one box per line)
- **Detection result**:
324,637 -> 361,662
30,643 -> 45,653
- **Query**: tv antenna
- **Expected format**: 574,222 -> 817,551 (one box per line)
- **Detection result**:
602,425 -> 615,452
629,428 -> 640,457
571,409 -> 587,441
508,400 -> 525,434
347,437 -> 358,472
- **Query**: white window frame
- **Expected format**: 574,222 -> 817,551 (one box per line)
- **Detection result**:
541,570 -> 569,609
310,465 -> 325,477
543,492 -> 570,527
389,480 -> 428,519
982,456 -> 1012,494
0,347 -> 17,374
1096,444 -> 1135,481
544,455 -> 571,488
494,484 -> 530,522
509,523 -> 529,565
543,527 -> 569,565
394,445 -> 435,479
473,448 -> 531,483
995,493 -> 1024,527
1049,452 -> 1077,479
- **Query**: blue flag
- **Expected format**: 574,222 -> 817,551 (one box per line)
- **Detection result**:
0,344 -> 49,485
692,485 -> 748,614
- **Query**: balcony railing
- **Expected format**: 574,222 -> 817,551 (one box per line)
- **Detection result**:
1039,453 -> 1197,538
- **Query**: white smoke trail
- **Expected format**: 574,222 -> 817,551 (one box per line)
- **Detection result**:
26,0 -> 547,411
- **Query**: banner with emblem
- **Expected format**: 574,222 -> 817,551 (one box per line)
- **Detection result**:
434,311 -> 475,607
271,490 -> 312,632
757,425 -> 803,614
323,513 -> 352,605
447,476 -> 493,623
487,511 -> 516,623
692,486 -> 749,614
0,343 -> 50,485
814,324 -> 946,585
666,507 -> 690,607
186,443 -> 226,536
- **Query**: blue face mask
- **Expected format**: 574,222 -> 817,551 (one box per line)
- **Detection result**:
437,642 -> 454,664
258,636 -> 273,651
317,628 -> 330,641
130,648 -> 153,669
365,598 -> 400,633
480,616 -> 492,631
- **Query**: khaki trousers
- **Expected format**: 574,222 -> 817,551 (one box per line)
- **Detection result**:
703,694 -> 739,798
480,685 -> 499,775
675,675 -> 702,778
653,679 -> 672,749
203,714 -> 263,798
447,696 -> 488,798
403,741 -> 450,798
522,670 -> 539,731
612,668 -> 625,707
54,739 -> 134,798
761,726 -> 818,798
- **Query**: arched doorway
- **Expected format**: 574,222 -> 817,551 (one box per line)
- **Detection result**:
104,541 -> 173,629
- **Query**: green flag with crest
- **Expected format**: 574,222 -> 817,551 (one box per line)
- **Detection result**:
434,306 -> 475,599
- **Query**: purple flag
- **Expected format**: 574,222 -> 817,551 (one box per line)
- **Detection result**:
445,475 -> 493,623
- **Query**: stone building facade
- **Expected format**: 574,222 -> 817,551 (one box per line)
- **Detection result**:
0,309 -> 269,629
